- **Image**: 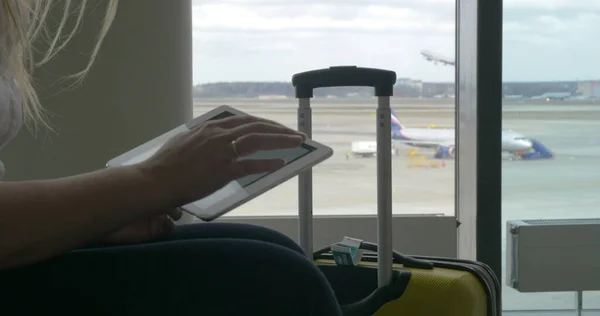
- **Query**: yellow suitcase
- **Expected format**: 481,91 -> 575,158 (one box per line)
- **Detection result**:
291,66 -> 501,316
314,242 -> 500,316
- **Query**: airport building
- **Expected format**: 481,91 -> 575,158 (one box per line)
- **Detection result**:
193,79 -> 600,100
421,82 -> 455,98
576,80 -> 600,98
501,81 -> 578,99
415,80 -> 600,99
395,78 -> 424,97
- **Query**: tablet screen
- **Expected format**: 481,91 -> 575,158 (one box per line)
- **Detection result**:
189,143 -> 315,210
212,110 -> 315,187
237,144 -> 315,187
190,110 -> 316,210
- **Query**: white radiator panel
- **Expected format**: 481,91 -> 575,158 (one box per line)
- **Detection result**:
506,219 -> 600,293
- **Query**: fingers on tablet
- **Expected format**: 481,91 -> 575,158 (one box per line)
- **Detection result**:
234,134 -> 304,157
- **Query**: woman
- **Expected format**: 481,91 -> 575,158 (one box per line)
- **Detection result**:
0,1 -> 342,315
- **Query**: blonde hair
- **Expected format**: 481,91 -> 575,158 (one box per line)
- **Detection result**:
2,0 -> 119,132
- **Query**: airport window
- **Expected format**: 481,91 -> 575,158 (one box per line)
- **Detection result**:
500,1 -> 600,314
191,0 -> 457,220
193,0 -> 600,314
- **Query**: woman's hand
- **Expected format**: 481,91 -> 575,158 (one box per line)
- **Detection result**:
103,208 -> 183,244
137,114 -> 306,209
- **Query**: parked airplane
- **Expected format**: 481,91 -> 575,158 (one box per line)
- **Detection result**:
390,110 -> 553,160
420,50 -> 455,66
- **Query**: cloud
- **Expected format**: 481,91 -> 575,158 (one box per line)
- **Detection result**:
192,0 -> 600,84
192,3 -> 451,34
503,0 -> 600,10
502,11 -> 600,81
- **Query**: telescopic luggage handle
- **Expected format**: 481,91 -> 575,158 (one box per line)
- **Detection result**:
293,65 -> 397,288
291,66 -> 397,98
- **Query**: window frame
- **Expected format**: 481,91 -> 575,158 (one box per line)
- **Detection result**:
456,0 -> 503,280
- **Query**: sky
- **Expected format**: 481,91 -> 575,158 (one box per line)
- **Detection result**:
191,0 -> 600,84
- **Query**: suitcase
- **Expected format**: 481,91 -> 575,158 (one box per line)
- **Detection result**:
291,66 -> 501,316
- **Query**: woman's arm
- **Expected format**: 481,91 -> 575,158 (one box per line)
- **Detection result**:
0,115 -> 307,270
0,165 -> 169,270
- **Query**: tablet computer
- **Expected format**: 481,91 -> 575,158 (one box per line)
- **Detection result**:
106,105 -> 333,221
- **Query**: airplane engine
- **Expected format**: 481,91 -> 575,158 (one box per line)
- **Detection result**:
448,145 -> 455,157
434,145 -> 455,159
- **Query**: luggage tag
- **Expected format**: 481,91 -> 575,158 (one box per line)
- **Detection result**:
331,237 -> 364,266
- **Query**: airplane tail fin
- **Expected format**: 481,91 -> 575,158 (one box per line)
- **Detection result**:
391,109 -> 404,131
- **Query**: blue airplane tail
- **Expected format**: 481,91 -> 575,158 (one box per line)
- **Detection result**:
391,109 -> 404,132
391,109 -> 412,141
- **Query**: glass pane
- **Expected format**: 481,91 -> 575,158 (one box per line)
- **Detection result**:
191,0 -> 456,217
502,1 -> 600,313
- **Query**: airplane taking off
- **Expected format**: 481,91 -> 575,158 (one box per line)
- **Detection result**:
390,110 -> 553,160
420,50 -> 455,66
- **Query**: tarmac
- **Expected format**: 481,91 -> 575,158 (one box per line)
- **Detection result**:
193,99 -> 600,314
